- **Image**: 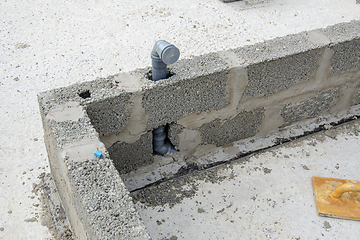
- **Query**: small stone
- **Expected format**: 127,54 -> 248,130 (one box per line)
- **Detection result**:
24,217 -> 37,222
324,221 -> 331,230
307,141 -> 317,146
302,165 -> 310,170
198,208 -> 205,213
15,43 -> 30,49
324,130 -> 337,140
263,167 -> 272,174
38,172 -> 45,179
217,208 -> 225,213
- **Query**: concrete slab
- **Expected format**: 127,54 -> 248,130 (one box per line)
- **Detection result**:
1,0 -> 360,239
133,120 -> 360,239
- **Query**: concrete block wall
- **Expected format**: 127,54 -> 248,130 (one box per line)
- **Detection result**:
38,98 -> 150,239
94,21 -> 359,175
38,20 -> 359,239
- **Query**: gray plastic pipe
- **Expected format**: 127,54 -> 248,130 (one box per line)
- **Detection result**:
151,40 -> 180,81
151,40 -> 180,154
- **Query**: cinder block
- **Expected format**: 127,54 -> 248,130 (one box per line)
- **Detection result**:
108,131 -> 153,175
142,71 -> 229,130
281,89 -> 339,124
330,39 -> 360,74
199,108 -> 265,146
69,156 -> 150,239
86,94 -> 131,135
243,49 -> 322,98
168,123 -> 184,149
38,100 -> 150,239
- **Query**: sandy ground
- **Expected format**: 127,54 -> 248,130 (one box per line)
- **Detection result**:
1,0 -> 359,239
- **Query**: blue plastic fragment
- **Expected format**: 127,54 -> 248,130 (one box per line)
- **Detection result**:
94,150 -> 103,158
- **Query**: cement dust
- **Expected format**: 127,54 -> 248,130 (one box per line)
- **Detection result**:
32,173 -> 73,240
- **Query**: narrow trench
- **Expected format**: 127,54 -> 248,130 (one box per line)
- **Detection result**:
129,114 -> 360,194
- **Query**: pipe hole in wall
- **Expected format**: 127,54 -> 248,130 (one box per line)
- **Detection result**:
152,123 -> 178,155
146,69 -> 175,81
78,90 -> 91,99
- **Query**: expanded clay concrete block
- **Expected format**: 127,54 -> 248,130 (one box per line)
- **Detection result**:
319,20 -> 360,45
330,39 -> 360,74
199,107 -> 265,147
86,94 -> 131,135
167,123 -> 184,149
69,157 -> 149,239
243,49 -> 323,98
281,89 -> 339,124
38,97 -> 150,239
108,131 -> 153,175
142,53 -> 229,130
143,71 -> 229,129
84,72 -> 146,134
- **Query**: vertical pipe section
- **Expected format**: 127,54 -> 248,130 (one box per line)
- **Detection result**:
151,40 -> 180,154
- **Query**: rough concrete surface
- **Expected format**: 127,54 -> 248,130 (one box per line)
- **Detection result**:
133,120 -> 360,239
109,131 -> 153,175
281,89 -> 339,124
199,107 -> 265,146
38,23 -> 359,238
242,48 -> 322,98
1,0 -> 360,239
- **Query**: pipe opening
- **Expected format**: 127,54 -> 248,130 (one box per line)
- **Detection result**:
78,90 -> 91,99
146,69 -> 175,81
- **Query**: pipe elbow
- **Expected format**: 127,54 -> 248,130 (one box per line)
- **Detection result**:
153,125 -> 178,155
152,40 -> 180,65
